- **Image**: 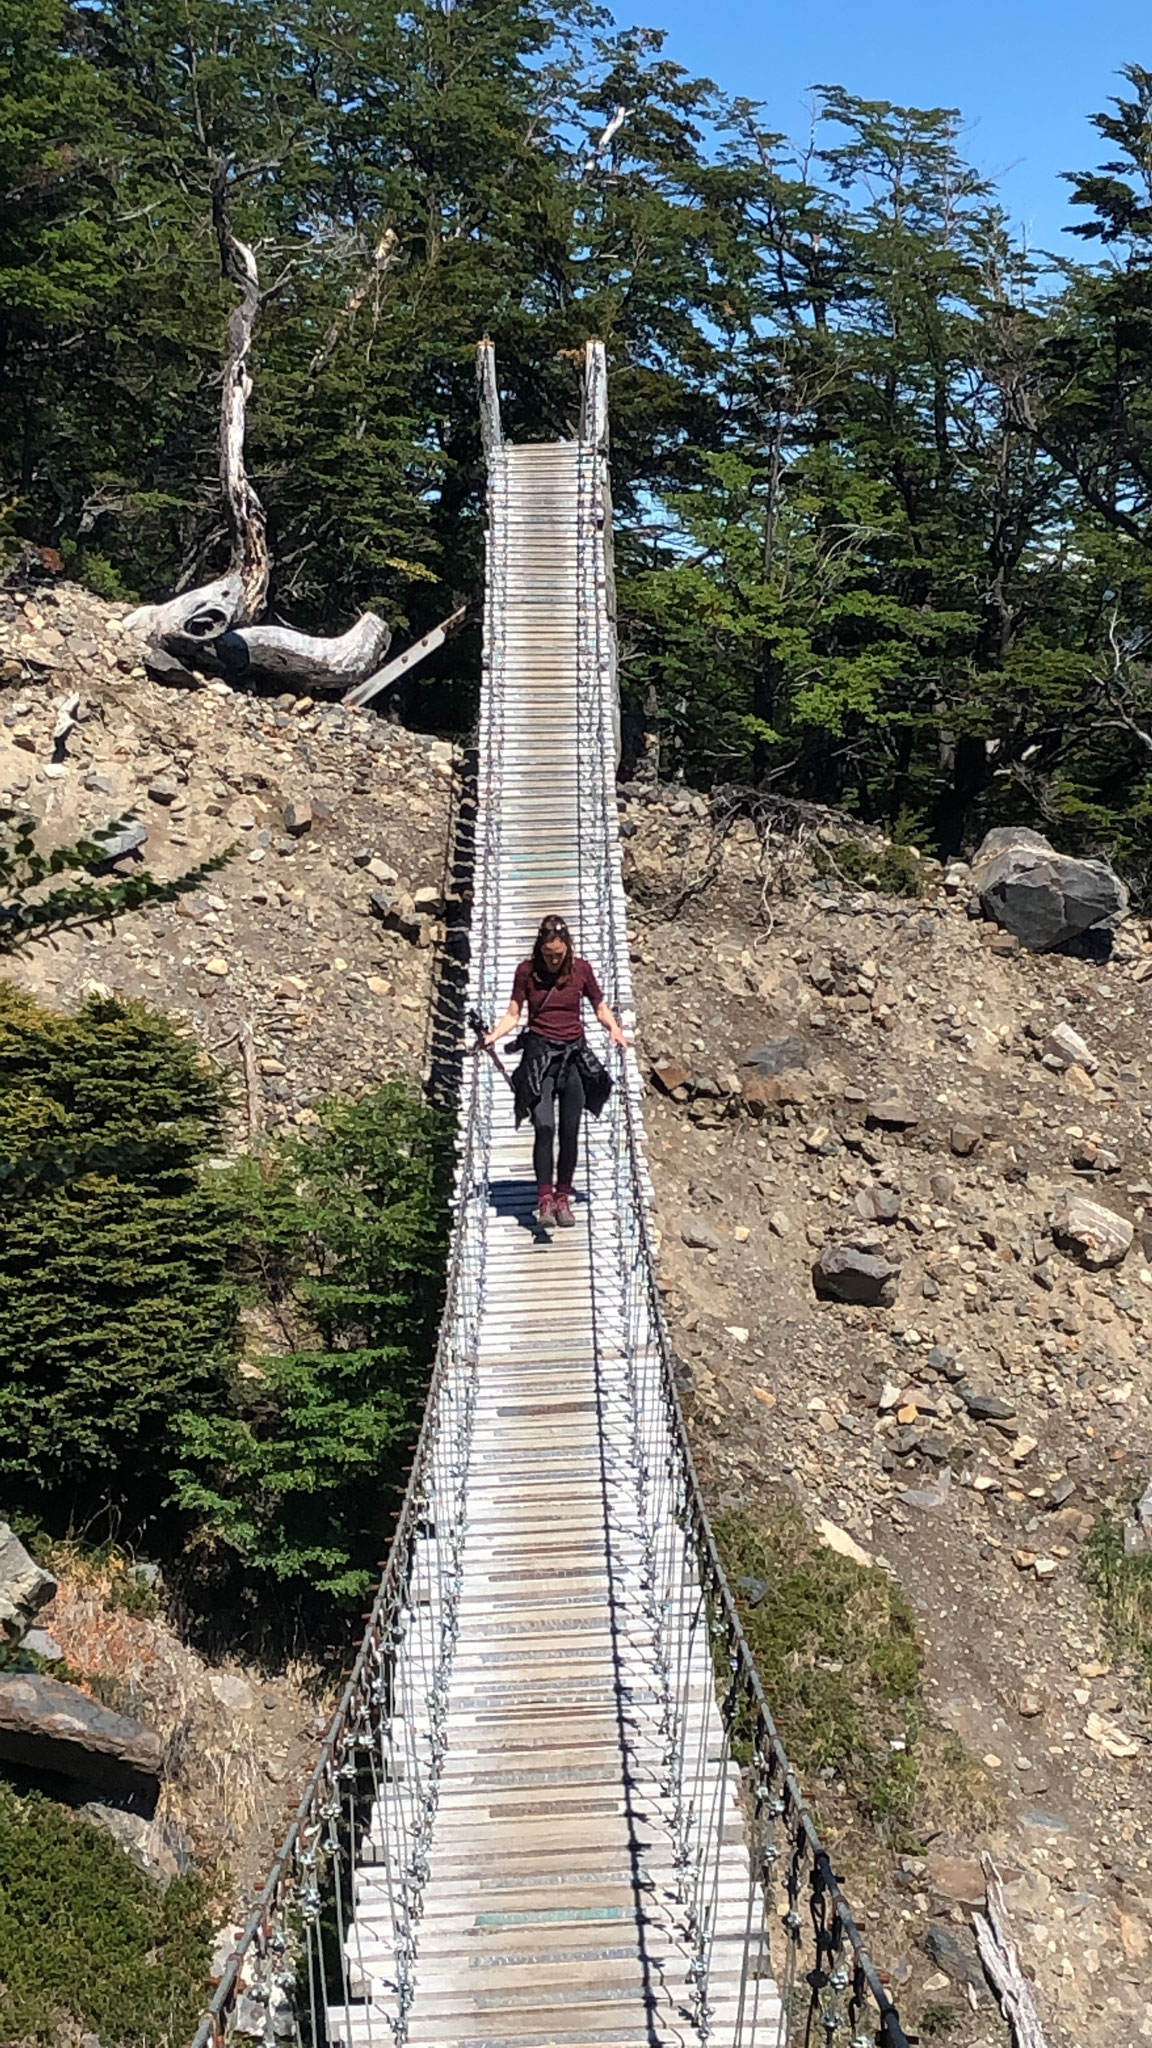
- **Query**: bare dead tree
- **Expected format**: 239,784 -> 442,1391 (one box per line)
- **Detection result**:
124,166 -> 392,696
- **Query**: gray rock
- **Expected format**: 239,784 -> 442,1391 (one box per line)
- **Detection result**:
738,1037 -> 807,1077
962,1389 -> 1017,1422
20,1626 -> 63,1661
1046,1020 -> 1097,1073
866,1096 -> 918,1129
854,1184 -> 901,1222
972,827 -> 1127,951
283,799 -> 312,836
208,1672 -> 254,1712
370,889 -> 420,941
0,1522 -> 56,1636
0,1673 -> 163,1795
1051,1191 -> 1133,1269
812,1243 -> 900,1306
86,822 -> 148,869
924,1923 -> 985,1992
735,1575 -> 768,1608
681,1213 -> 724,1253
146,777 -> 178,805
80,1802 -> 185,1884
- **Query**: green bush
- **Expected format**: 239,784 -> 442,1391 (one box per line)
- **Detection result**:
811,838 -> 924,896
173,1084 -> 451,1614
0,982 -> 451,1629
1081,1511 -> 1152,1693
0,984 -> 238,1526
0,1784 -> 211,2048
715,1501 -> 934,1830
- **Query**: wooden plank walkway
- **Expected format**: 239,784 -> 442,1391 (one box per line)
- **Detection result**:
328,442 -> 780,2047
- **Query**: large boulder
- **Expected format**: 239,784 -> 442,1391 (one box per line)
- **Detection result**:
0,1522 -> 57,1638
0,1673 -> 163,1797
971,827 -> 1127,952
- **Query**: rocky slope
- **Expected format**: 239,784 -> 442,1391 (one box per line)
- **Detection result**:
623,788 -> 1152,2047
3,574 -> 1151,2045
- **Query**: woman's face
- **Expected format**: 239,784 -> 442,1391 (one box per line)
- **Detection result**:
541,934 -> 567,971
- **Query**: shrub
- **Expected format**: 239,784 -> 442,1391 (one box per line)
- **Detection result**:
0,986 -> 238,1529
173,1083 -> 451,1616
0,1784 -> 211,2048
812,837 -> 923,896
1081,1510 -> 1152,1692
716,1503 -> 991,1845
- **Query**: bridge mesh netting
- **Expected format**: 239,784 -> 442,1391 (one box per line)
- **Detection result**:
192,344 -> 909,2048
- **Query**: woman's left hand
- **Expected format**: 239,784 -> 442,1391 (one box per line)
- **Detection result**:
609,1025 -> 630,1050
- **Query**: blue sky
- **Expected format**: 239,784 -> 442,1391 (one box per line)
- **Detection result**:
609,0 -> 1149,251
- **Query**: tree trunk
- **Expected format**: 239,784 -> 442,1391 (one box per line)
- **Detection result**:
124,169 -> 392,697
125,168 -> 267,650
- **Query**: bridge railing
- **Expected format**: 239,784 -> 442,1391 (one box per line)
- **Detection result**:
575,340 -> 911,2048
188,432 -> 510,2048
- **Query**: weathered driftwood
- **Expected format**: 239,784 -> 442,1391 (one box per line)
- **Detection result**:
972,1857 -> 1049,2048
126,608 -> 393,696
125,183 -> 394,696
125,173 -> 268,653
210,613 -> 391,691
344,604 -> 466,708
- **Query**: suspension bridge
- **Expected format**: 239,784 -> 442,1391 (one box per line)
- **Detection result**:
193,345 -> 910,2048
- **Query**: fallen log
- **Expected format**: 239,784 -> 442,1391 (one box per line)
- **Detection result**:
972,1855 -> 1050,2048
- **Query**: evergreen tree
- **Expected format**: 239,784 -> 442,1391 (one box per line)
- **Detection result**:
0,986 -> 237,1527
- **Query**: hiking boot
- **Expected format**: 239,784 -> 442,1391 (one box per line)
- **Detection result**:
553,1190 -> 576,1228
534,1189 -> 556,1231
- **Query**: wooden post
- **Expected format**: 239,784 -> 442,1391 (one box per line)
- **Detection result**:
477,341 -> 502,462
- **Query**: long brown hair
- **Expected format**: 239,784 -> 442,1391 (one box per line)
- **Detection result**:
531,914 -> 575,986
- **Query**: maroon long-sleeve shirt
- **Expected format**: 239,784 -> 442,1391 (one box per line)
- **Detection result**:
510,957 -> 604,1043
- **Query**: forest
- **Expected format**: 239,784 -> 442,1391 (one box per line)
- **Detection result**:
4,0 -> 1152,885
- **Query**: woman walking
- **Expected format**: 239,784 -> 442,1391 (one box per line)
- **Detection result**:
484,915 -> 629,1230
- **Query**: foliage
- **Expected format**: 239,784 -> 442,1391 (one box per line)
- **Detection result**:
1080,1510 -> 1152,1693
0,1783 -> 212,2048
0,981 -> 451,1625
0,806 -> 233,954
172,1086 -> 450,1611
0,984 -> 238,1529
811,838 -> 923,895
917,2004 -> 960,2040
714,1502 -> 989,1843
4,6 -> 1152,874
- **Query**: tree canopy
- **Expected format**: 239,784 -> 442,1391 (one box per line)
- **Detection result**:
3,4 -> 1152,881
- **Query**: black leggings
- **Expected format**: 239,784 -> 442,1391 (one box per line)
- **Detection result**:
532,1054 -> 586,1189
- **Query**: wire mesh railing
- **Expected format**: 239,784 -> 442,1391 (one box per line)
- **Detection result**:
189,341 -> 910,2048
574,339 -> 911,2048
188,425 -> 509,2048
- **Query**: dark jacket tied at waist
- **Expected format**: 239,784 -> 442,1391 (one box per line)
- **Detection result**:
511,1031 -> 613,1128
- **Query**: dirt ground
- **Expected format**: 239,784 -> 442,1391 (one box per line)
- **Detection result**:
623,789 -> 1152,2046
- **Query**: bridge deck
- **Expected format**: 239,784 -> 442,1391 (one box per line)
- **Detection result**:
328,442 -> 777,2047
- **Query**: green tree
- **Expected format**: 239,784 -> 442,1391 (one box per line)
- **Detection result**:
173,1083 -> 450,1613
0,985 -> 237,1527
